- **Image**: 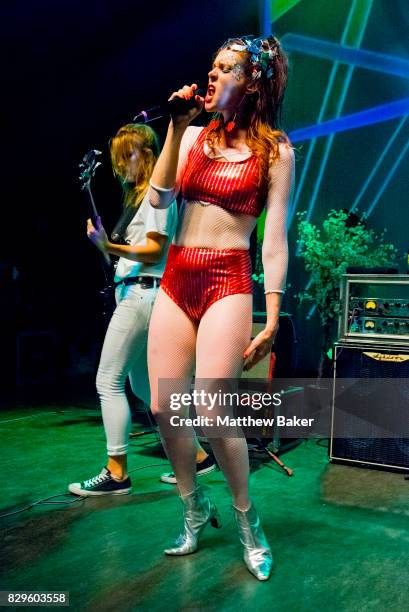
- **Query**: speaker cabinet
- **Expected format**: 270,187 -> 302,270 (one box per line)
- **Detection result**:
330,342 -> 409,471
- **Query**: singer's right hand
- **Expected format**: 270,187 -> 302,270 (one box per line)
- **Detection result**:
168,83 -> 203,126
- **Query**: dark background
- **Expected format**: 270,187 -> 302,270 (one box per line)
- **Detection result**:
1,0 -> 408,391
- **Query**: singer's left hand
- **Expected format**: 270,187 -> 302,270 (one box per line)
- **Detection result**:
242,324 -> 278,371
87,217 -> 109,253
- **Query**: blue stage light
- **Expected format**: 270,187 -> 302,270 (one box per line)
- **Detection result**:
365,137 -> 409,217
289,0 -> 373,228
350,117 -> 408,213
282,33 -> 409,79
289,97 -> 409,142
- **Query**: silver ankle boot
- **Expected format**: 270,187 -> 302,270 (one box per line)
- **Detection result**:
165,485 -> 221,556
234,503 -> 273,581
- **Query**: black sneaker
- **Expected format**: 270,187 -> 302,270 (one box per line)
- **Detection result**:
68,467 -> 132,497
160,455 -> 217,484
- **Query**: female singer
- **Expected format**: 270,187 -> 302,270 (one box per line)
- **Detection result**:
147,36 -> 294,580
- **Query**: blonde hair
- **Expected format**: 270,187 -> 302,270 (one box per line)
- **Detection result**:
110,123 -> 160,208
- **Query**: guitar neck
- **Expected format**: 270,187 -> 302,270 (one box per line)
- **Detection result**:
79,149 -> 112,281
85,185 -> 112,277
86,185 -> 99,222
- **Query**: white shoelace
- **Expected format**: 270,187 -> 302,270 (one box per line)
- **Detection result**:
84,471 -> 110,488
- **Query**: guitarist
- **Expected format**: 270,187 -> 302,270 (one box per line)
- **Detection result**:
69,124 -> 177,495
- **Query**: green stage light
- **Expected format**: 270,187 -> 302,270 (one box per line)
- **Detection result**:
270,0 -> 303,22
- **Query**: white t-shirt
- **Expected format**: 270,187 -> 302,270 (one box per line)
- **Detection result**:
114,191 -> 178,282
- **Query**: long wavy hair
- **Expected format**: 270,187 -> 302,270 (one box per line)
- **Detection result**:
206,36 -> 290,202
110,123 -> 160,208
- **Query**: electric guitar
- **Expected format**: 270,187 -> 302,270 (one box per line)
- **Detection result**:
79,150 -> 112,269
79,149 -> 115,322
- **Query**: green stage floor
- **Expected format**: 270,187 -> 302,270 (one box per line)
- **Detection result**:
1,404 -> 409,611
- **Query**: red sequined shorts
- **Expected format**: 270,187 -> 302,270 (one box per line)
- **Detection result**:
160,245 -> 253,324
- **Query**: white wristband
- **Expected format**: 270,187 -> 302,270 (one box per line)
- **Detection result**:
264,289 -> 285,295
149,179 -> 175,193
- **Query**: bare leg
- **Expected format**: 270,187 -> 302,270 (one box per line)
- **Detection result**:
195,294 -> 253,510
148,289 -> 197,497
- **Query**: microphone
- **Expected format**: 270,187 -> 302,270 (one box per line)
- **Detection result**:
133,88 -> 204,123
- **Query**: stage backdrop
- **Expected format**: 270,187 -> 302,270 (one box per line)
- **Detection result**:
1,0 -> 408,385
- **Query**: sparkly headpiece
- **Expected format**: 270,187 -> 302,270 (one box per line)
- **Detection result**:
223,35 -> 280,80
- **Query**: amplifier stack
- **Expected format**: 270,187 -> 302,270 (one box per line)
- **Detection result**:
338,273 -> 409,345
330,274 -> 409,472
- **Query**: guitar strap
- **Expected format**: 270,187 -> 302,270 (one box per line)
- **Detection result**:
110,205 -> 138,244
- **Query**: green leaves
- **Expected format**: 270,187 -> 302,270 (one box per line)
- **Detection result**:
296,210 -> 398,326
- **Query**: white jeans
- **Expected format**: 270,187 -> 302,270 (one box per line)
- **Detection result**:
96,283 -> 157,456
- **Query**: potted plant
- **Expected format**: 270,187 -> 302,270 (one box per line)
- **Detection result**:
296,209 -> 398,379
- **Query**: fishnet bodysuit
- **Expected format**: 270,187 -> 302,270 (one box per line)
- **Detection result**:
148,126 -> 294,504
149,126 -> 294,292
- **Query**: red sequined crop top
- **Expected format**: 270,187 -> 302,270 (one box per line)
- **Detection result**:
181,128 -> 264,217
